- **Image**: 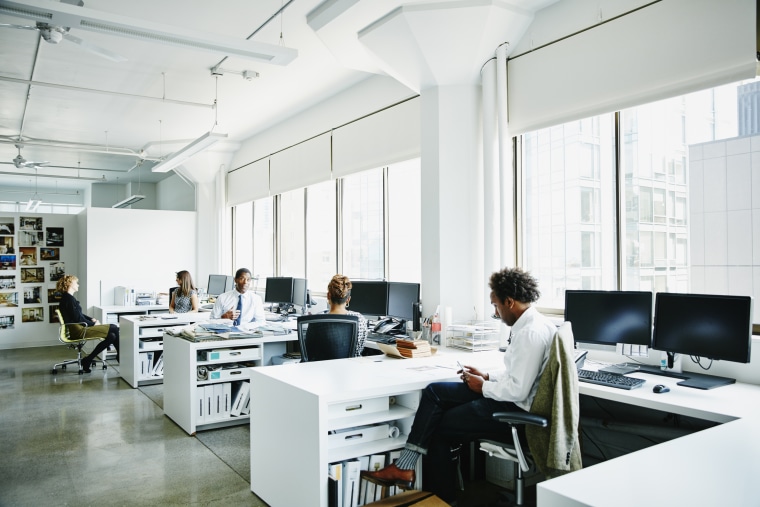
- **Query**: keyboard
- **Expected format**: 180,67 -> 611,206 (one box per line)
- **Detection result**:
578,369 -> 646,390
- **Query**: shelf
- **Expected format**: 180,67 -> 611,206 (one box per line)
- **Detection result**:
328,435 -> 407,464
328,404 -> 415,432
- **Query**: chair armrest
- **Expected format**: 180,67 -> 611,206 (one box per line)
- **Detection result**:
493,411 -> 548,428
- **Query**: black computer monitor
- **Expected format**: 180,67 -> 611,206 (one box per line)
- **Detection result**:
292,278 -> 308,311
348,281 -> 388,317
207,274 -> 233,297
387,282 -> 420,322
264,277 -> 295,304
564,290 -> 653,348
653,292 -> 752,365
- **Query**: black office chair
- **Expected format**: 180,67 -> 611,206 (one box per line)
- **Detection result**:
169,286 -> 178,305
479,321 -> 582,505
296,314 -> 360,362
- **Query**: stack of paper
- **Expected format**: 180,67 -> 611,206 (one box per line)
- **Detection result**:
394,339 -> 432,358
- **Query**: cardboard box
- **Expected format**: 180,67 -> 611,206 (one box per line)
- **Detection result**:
364,490 -> 448,506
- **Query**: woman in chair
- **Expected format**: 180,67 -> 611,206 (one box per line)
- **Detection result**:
169,270 -> 199,313
57,275 -> 120,373
326,274 -> 368,357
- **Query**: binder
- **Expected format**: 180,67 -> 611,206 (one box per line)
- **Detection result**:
386,450 -> 402,496
222,382 -> 232,419
366,454 -> 386,502
357,456 -> 370,506
328,462 -> 342,507
342,459 -> 360,507
241,385 -> 251,415
151,352 -> 164,376
203,385 -> 214,422
230,381 -> 249,417
212,383 -> 224,420
196,386 -> 206,425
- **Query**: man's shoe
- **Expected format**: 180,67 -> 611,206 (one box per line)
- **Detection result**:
80,358 -> 92,373
360,464 -> 415,489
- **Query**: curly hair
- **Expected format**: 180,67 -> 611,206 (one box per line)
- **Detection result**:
56,274 -> 78,294
489,267 -> 540,304
327,274 -> 352,305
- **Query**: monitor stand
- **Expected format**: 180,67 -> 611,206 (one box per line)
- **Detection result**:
605,363 -> 736,390
677,373 -> 736,390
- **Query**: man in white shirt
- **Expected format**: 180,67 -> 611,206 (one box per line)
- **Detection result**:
361,267 -> 556,504
210,268 -> 265,328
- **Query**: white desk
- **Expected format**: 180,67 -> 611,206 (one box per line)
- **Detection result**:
537,370 -> 760,506
92,304 -> 169,361
119,313 -> 209,388
248,349 -> 504,507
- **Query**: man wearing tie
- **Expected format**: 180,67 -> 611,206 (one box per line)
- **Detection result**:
210,268 -> 265,328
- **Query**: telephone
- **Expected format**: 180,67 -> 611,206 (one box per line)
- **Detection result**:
374,317 -> 401,334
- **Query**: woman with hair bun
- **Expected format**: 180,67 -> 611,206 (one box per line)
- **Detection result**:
326,274 -> 368,356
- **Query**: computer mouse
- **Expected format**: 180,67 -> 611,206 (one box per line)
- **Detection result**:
653,384 -> 670,394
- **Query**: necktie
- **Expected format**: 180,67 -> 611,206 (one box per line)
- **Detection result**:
508,331 -> 513,345
234,295 -> 242,326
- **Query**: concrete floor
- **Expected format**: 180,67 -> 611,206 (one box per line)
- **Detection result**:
0,346 -> 514,507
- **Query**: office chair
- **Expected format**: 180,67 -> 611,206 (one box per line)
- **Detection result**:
51,309 -> 107,375
296,314 -> 359,362
479,321 -> 582,506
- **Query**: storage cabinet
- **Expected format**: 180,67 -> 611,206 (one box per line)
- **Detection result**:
92,305 -> 169,362
119,313 -> 209,388
163,331 -> 296,435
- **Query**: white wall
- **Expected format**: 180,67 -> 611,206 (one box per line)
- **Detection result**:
0,212 -> 79,349
156,173 -> 195,211
79,207 -> 197,313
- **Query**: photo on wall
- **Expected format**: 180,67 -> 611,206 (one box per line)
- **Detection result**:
0,255 -> 16,270
0,276 -> 15,290
0,315 -> 15,330
19,217 -> 42,231
19,230 -> 43,247
40,247 -> 60,261
0,292 -> 18,307
23,286 -> 42,304
21,267 -> 44,283
19,247 -> 37,266
47,288 -> 63,302
50,262 -> 65,281
22,307 -> 43,323
49,305 -> 59,323
0,236 -> 13,254
0,219 -> 14,235
46,227 -> 63,247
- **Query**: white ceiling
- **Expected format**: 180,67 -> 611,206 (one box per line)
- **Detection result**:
0,0 -> 556,198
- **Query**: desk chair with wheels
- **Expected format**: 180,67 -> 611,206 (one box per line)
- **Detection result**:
51,309 -> 107,375
480,321 -> 582,506
296,314 -> 359,362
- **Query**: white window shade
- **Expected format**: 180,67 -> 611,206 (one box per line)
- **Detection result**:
333,98 -> 420,177
270,133 -> 331,195
227,157 -> 269,206
506,0 -> 756,136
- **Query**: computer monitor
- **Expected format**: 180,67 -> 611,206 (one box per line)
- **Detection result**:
653,292 -> 752,366
387,282 -> 420,322
564,290 -> 653,349
207,274 -> 233,297
264,277 -> 295,304
292,278 -> 308,312
347,281 -> 388,317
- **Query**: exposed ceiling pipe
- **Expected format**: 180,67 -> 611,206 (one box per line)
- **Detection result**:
0,136 -> 155,159
0,169 -> 106,181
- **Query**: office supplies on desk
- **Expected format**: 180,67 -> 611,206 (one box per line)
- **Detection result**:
578,369 -> 645,390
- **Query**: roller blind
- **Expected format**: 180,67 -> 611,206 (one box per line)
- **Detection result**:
227,157 -> 269,206
332,97 -> 421,177
507,0 -> 756,135
270,133 -> 332,195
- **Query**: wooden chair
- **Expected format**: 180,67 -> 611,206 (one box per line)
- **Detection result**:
51,309 -> 106,375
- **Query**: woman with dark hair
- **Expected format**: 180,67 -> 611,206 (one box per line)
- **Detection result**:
326,274 -> 369,357
56,274 -> 120,373
170,270 -> 199,313
361,267 -> 556,503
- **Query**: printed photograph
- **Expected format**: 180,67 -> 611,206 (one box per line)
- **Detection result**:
40,247 -> 60,261
21,267 -> 44,283
19,217 -> 42,231
0,276 -> 15,290
22,307 -> 44,323
0,315 -> 15,330
23,286 -> 42,304
47,288 -> 63,302
46,227 -> 63,247
19,230 -> 43,247
0,292 -> 18,307
0,236 -> 14,255
0,219 -> 14,236
19,247 -> 37,266
49,305 -> 59,324
0,255 -> 16,270
50,262 -> 65,281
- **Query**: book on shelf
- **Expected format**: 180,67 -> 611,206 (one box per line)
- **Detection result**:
394,338 -> 432,358
230,381 -> 250,417
343,460 -> 361,507
150,352 -> 164,376
328,462 -> 343,507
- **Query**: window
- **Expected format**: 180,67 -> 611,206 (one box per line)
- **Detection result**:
252,197 -> 274,284
280,189 -> 305,278
233,201 -> 253,271
341,168 -> 384,280
306,180 -> 336,294
387,159 -> 422,283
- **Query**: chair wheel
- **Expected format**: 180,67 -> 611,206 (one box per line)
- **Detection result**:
102,363 -> 107,370
51,369 -> 58,374
78,370 -> 84,375
61,365 -> 67,370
